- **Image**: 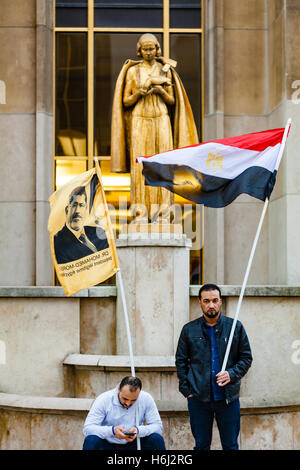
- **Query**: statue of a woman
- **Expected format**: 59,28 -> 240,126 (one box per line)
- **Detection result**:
111,33 -> 199,222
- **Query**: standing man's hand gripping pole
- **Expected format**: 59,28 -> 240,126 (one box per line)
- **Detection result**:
216,371 -> 230,386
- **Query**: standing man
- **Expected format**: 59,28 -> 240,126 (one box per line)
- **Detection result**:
82,376 -> 166,450
175,284 -> 252,450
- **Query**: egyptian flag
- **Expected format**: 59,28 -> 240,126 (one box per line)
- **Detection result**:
137,128 -> 285,207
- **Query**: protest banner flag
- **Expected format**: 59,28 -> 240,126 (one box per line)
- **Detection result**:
48,164 -> 119,297
139,120 -> 292,374
137,127 -> 288,207
48,160 -> 141,447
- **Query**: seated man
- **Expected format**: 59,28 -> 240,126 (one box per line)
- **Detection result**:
82,376 -> 166,450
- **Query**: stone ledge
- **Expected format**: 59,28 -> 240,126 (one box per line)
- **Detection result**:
0,393 -> 92,414
0,285 -> 299,298
116,233 -> 192,248
63,354 -> 176,371
239,395 -> 300,413
190,285 -> 300,297
0,286 -> 117,298
0,393 -> 300,415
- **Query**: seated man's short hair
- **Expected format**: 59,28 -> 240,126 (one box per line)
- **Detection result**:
119,376 -> 142,391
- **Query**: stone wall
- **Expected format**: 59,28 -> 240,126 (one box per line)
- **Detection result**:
0,394 -> 299,450
0,286 -> 299,401
0,296 -> 80,397
0,287 -> 116,396
268,0 -> 300,285
36,0 -> 54,286
203,0 -> 270,285
0,1 -> 37,285
0,1 -> 53,286
0,286 -> 299,449
203,0 -> 300,286
1,1 -> 299,287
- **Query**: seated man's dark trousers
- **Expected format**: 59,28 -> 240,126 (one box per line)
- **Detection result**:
83,433 -> 166,450
188,397 -> 240,450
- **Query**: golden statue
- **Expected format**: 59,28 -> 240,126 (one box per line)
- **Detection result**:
110,33 -> 199,222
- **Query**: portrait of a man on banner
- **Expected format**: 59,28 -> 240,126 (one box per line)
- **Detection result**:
54,184 -> 109,265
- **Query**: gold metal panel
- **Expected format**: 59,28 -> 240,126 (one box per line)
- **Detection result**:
169,28 -> 202,33
163,0 -> 170,57
54,156 -> 88,160
55,159 -> 87,189
93,28 -> 164,33
88,0 -> 94,170
55,27 -> 88,32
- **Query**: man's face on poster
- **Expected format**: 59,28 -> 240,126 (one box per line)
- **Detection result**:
66,194 -> 87,232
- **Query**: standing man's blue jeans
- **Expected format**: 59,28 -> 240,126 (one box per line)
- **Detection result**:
187,397 -> 240,450
83,433 -> 166,450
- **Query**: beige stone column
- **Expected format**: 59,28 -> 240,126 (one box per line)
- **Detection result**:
268,1 -> 300,284
0,1 -> 37,285
203,0 -> 226,284
36,0 -> 54,285
222,0 -> 270,285
115,232 -> 191,356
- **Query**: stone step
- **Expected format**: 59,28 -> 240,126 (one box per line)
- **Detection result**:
64,354 -> 176,370
1,392 -> 299,450
0,393 -> 189,450
63,354 -> 181,400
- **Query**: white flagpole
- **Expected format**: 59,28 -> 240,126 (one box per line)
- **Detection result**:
116,269 -> 141,450
220,118 -> 292,374
94,158 -> 141,449
117,269 -> 141,450
116,270 -> 136,377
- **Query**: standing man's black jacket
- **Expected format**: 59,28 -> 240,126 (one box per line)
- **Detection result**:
175,315 -> 252,404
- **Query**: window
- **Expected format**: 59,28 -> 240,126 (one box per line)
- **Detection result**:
54,0 -> 204,284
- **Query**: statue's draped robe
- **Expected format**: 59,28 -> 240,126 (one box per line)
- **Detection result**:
111,58 -> 199,219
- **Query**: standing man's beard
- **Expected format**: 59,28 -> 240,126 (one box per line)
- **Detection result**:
205,310 -> 220,318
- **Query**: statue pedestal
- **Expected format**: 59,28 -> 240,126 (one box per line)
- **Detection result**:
116,229 -> 191,356
119,223 -> 183,241
126,223 -> 182,234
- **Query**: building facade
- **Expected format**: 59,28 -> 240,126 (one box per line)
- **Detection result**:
0,0 -> 299,450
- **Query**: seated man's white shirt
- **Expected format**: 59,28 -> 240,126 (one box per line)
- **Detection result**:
83,386 -> 163,444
